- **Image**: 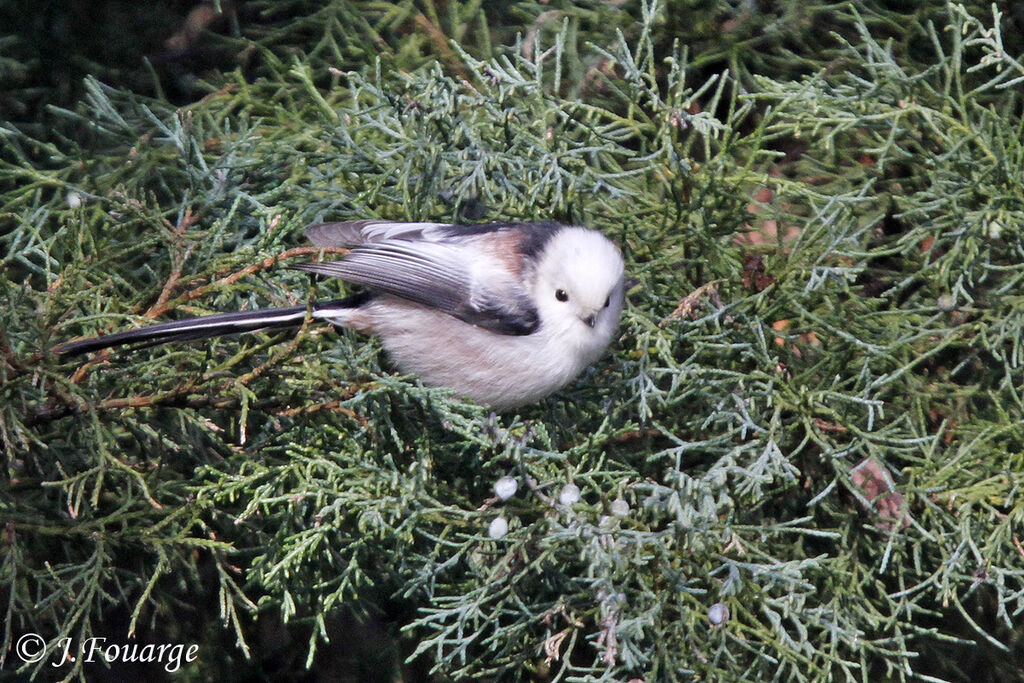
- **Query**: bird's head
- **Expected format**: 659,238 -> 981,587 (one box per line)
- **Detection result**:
530,226 -> 625,359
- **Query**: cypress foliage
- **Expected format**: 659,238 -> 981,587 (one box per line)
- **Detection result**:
2,2 -> 1024,680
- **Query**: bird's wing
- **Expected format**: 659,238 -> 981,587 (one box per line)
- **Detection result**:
293,238 -> 540,335
304,219 -> 563,250
305,220 -> 457,247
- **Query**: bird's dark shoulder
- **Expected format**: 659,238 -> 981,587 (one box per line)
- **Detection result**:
437,220 -> 564,258
456,292 -> 540,336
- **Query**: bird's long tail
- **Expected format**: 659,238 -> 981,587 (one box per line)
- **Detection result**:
54,295 -> 367,357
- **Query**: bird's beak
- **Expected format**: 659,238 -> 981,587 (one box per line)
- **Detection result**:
582,314 -> 596,328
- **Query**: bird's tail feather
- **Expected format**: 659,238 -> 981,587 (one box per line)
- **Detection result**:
54,296 -> 365,357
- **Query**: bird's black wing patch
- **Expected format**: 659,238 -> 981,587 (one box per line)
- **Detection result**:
454,291 -> 539,335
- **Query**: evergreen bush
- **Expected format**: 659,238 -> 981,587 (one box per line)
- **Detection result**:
2,2 -> 1023,680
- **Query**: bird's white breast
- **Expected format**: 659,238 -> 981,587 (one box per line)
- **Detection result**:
356,297 -> 605,409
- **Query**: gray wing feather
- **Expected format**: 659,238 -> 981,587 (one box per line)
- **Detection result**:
294,242 -> 470,312
293,237 -> 539,335
305,220 -> 454,247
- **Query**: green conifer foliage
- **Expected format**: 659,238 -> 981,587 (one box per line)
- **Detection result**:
2,2 -> 1024,681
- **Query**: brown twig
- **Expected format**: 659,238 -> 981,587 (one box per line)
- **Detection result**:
276,382 -> 368,425
661,280 -> 724,326
159,246 -> 350,316
276,399 -> 368,427
146,208 -> 201,319
610,427 -> 662,443
26,383 -> 201,427
413,14 -> 470,81
27,374 -> 369,429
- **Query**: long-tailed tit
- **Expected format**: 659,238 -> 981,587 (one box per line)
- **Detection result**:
56,220 -> 626,409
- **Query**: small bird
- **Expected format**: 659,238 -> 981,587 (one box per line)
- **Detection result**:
56,220 -> 626,409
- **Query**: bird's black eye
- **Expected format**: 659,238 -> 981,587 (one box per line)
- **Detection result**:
555,289 -> 569,302
603,296 -> 611,308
